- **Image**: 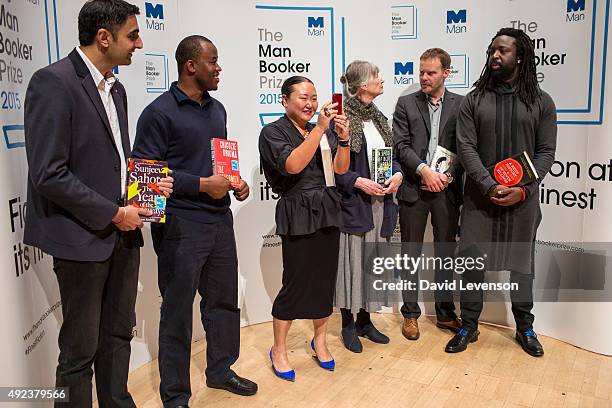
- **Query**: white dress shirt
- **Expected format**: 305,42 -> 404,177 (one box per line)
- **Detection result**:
76,47 -> 127,197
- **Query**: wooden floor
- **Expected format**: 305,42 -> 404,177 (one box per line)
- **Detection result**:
116,313 -> 612,408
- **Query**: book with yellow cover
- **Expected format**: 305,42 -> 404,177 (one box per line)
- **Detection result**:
125,158 -> 168,223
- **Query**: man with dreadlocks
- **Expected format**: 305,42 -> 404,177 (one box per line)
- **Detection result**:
447,28 -> 557,356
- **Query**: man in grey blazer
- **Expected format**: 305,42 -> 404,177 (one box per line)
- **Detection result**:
392,48 -> 463,341
24,1 -> 170,405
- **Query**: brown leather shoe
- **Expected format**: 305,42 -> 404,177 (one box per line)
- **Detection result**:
402,318 -> 420,340
436,318 -> 461,333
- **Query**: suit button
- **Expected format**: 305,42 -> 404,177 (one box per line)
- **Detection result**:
114,165 -> 120,171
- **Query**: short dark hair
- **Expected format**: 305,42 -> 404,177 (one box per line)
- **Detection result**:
175,35 -> 213,74
420,48 -> 451,70
78,0 -> 140,46
281,76 -> 314,97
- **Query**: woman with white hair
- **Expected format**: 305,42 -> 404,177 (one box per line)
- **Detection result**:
334,61 -> 403,352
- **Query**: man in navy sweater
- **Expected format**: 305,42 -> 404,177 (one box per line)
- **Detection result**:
132,35 -> 257,408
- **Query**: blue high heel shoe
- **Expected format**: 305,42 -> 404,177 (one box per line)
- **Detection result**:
269,349 -> 295,381
310,339 -> 335,371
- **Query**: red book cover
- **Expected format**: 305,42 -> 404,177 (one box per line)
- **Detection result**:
211,138 -> 240,188
487,151 -> 539,187
125,158 -> 168,223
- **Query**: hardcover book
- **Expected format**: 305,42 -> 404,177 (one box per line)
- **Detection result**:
211,138 -> 241,188
320,134 -> 335,187
371,147 -> 393,186
125,158 -> 168,223
488,150 -> 539,187
429,145 -> 457,174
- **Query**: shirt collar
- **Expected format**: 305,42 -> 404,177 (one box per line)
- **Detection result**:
170,82 -> 212,107
75,47 -> 115,90
426,89 -> 445,106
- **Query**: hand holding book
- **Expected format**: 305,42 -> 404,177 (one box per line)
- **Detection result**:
112,205 -> 152,230
420,166 -> 448,192
232,178 -> 250,201
355,177 -> 385,196
382,172 -> 403,194
488,184 -> 524,206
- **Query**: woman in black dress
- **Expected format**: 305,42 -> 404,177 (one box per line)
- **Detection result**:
259,76 -> 350,381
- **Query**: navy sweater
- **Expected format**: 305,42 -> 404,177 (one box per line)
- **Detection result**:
132,82 -> 231,223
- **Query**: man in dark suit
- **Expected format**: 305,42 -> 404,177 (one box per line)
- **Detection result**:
392,48 -> 463,341
24,1 -> 171,406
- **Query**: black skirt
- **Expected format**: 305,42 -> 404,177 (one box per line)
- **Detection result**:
272,226 -> 340,320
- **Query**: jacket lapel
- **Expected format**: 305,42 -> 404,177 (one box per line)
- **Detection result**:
69,50 -> 119,155
439,90 -> 454,142
112,85 -> 131,158
415,91 -> 431,136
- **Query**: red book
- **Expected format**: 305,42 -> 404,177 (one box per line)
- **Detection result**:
488,151 -> 539,187
211,138 -> 240,188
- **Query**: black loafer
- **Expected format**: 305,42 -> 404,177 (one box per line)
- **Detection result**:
341,321 -> 363,353
356,322 -> 390,344
445,328 -> 479,353
515,329 -> 544,357
206,374 -> 258,396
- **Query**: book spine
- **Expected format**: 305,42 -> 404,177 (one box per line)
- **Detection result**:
211,139 -> 217,176
522,150 -> 540,180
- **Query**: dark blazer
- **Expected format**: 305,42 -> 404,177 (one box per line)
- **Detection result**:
24,49 -> 142,262
392,88 -> 463,206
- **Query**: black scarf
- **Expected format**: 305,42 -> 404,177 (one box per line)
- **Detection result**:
344,96 -> 393,153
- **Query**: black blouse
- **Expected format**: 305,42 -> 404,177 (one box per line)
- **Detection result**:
258,115 -> 342,236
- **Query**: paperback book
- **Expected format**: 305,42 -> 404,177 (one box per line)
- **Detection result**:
125,158 -> 168,223
211,138 -> 241,188
429,145 -> 457,174
371,147 -> 393,186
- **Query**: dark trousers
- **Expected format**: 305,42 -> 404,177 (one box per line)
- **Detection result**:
53,234 -> 139,408
151,214 -> 240,408
398,191 -> 460,321
460,269 -> 535,333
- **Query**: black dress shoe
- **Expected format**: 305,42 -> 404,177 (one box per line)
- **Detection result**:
341,321 -> 363,353
515,329 -> 544,357
445,328 -> 479,353
206,374 -> 258,396
356,322 -> 390,344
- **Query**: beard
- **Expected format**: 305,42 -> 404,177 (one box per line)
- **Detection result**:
489,61 -> 517,81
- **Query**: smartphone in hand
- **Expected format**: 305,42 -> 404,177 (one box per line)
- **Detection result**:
332,93 -> 343,115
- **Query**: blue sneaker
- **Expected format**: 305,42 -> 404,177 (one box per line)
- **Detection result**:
310,339 -> 335,371
269,349 -> 295,381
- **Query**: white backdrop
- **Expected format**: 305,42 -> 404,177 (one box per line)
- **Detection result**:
1,0 -> 610,395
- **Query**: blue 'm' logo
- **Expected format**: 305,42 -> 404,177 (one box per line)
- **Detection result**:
567,0 -> 585,12
308,17 -> 324,28
145,2 -> 164,19
447,9 -> 467,24
394,62 -> 414,75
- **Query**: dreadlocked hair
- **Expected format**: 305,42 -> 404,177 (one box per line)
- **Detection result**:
472,27 -> 541,109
